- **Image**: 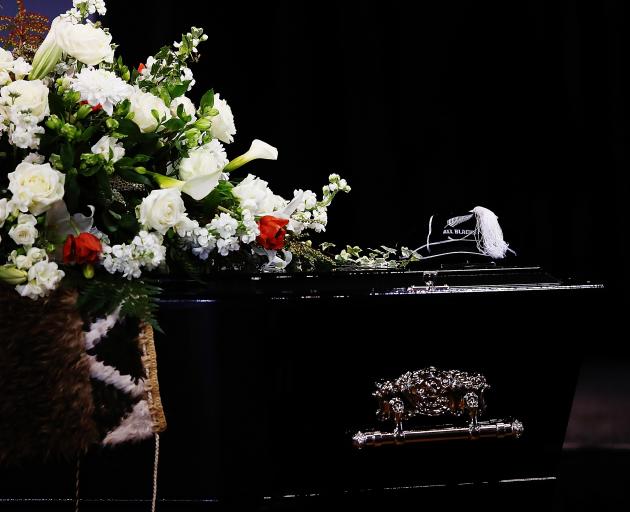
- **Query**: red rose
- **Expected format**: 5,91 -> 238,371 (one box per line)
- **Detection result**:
63,233 -> 103,265
138,63 -> 145,74
257,216 -> 289,250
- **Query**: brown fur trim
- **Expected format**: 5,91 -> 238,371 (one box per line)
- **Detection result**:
0,287 -> 99,465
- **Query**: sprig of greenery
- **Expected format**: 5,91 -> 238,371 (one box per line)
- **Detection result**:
76,274 -> 163,331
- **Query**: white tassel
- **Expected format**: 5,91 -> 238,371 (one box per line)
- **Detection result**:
471,206 -> 511,259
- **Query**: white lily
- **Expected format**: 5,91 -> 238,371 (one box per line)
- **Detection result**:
30,18 -> 63,81
140,170 -> 221,201
223,139 -> 278,172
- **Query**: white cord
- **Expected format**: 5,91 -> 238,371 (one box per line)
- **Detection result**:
151,433 -> 160,512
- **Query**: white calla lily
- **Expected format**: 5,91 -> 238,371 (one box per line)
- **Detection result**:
29,17 -> 63,80
223,139 -> 278,172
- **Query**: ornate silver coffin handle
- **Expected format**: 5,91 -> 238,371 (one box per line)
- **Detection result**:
352,367 -> 524,448
353,419 -> 524,448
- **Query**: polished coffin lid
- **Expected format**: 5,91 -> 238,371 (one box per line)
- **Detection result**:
0,266 -> 604,508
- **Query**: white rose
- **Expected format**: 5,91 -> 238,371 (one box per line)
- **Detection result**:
0,198 -> 9,227
54,21 -> 114,66
178,140 -> 228,182
9,215 -> 39,246
8,161 -> 65,215
170,96 -> 197,121
0,79 -> 50,122
137,188 -> 187,235
91,135 -> 125,162
210,93 -> 236,144
232,174 -> 280,215
129,87 -> 171,133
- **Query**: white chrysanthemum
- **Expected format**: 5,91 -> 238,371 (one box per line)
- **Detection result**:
210,93 -> 236,144
16,260 -> 64,300
91,135 -> 125,162
72,68 -> 133,116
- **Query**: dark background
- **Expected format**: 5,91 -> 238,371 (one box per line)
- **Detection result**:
106,0 -> 628,297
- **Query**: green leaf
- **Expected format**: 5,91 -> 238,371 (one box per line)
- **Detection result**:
163,118 -> 185,132
79,163 -> 103,177
116,118 -> 142,141
167,82 -> 191,99
200,89 -> 215,109
115,167 -> 153,186
77,124 -> 97,143
64,169 -> 80,212
48,91 -> 65,117
60,143 -> 74,171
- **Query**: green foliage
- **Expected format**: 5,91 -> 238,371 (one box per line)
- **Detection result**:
77,275 -> 163,331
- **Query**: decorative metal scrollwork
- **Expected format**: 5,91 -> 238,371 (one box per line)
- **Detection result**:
353,367 -> 523,448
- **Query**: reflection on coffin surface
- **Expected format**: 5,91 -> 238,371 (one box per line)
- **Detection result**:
0,266 -> 603,508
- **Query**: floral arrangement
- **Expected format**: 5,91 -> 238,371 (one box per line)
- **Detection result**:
0,0 -> 355,326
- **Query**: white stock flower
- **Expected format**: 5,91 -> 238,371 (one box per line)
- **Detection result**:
128,86 -> 171,133
72,67 -> 133,115
16,260 -> 65,300
73,0 -> 107,15
23,153 -> 45,164
210,93 -> 236,144
101,231 -> 166,279
91,135 -> 125,162
232,175 -> 280,215
209,212 -> 238,239
216,237 -> 239,256
8,162 -> 65,215
178,140 -> 228,182
293,189 -> 318,211
180,67 -> 195,90
0,79 -> 50,122
137,188 -> 187,235
239,209 -> 259,244
55,20 -> 114,66
170,96 -> 196,121
8,214 -> 38,246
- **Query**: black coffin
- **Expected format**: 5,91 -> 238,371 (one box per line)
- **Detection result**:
0,266 -> 604,509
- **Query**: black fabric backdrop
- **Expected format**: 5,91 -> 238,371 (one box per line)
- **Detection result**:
106,0 -> 628,296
